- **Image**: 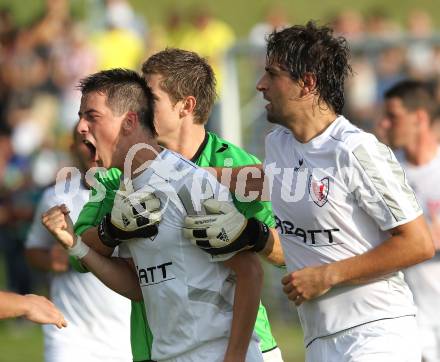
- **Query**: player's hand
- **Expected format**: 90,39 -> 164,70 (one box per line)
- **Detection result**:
98,188 -> 161,247
50,244 -> 69,273
23,294 -> 67,329
42,204 -> 76,249
183,199 -> 270,255
281,265 -> 332,306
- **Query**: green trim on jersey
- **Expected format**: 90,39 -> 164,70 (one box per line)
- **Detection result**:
72,132 -> 277,358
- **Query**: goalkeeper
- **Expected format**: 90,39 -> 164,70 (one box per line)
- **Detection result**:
71,49 -> 284,362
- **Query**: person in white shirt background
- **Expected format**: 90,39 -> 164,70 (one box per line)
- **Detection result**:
25,127 -> 131,362
382,79 -> 440,362
183,21 -> 435,362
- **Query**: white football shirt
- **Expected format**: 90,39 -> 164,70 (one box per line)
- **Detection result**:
400,147 -> 440,328
264,116 -> 422,346
26,175 -> 131,361
119,149 -> 260,360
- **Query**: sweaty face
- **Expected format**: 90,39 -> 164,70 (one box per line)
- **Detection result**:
77,91 -> 125,169
383,97 -> 418,149
256,61 -> 302,125
145,74 -> 182,145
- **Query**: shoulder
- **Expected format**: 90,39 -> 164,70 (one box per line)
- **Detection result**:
328,117 -> 380,156
205,132 -> 261,166
266,125 -> 291,141
96,168 -> 121,190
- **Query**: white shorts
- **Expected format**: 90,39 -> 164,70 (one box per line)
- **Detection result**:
161,338 -> 263,362
306,316 -> 421,362
262,347 -> 284,362
418,324 -> 440,362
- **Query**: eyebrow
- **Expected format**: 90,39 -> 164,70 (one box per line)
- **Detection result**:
78,109 -> 100,117
265,65 -> 288,74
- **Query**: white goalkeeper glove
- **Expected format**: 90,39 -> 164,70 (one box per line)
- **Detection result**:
98,188 -> 161,247
183,199 -> 270,255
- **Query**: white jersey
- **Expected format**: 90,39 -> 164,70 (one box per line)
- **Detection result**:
25,176 -> 131,361
264,116 -> 422,346
119,149 -> 260,361
400,147 -> 440,328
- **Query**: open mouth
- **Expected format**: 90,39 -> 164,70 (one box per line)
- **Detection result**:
83,138 -> 98,161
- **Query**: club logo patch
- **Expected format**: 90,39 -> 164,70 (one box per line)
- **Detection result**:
308,176 -> 330,207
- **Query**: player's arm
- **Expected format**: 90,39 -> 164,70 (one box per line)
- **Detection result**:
42,204 -> 143,301
282,215 -> 434,304
222,251 -> 263,362
78,187 -> 161,252
183,199 -> 283,265
26,246 -> 69,273
0,291 -> 67,328
259,228 -> 284,266
210,164 -> 269,202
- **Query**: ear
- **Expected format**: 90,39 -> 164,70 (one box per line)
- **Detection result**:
179,96 -> 197,118
300,73 -> 317,96
121,111 -> 138,135
415,109 -> 430,130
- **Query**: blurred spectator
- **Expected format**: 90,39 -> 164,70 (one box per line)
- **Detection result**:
331,9 -> 365,41
406,10 -> 435,78
52,22 -> 97,130
249,4 -> 290,46
91,0 -> 145,70
364,8 -> 401,38
179,7 -> 235,91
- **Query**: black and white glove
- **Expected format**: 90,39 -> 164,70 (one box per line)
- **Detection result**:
98,189 -> 161,247
183,199 -> 270,256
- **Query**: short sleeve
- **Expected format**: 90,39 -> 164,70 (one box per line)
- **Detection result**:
118,243 -> 132,259
348,139 -> 422,231
25,189 -> 58,249
74,168 -> 121,235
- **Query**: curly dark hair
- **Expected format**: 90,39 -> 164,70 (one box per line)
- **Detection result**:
78,68 -> 156,135
142,48 -> 216,125
266,21 -> 352,114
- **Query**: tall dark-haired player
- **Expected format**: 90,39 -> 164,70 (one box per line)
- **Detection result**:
184,21 -> 435,361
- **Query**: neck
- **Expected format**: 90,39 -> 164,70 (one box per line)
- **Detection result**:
404,131 -> 438,166
159,119 -> 206,159
116,130 -> 162,179
285,104 -> 338,143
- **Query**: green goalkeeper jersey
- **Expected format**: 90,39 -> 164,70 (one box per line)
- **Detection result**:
73,132 -> 278,361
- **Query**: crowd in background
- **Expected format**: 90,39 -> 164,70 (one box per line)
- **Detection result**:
1,0 -> 440,320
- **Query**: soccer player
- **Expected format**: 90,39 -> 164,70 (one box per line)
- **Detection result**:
0,291 -> 66,327
382,80 -> 440,362
71,49 -> 284,362
26,128 -> 131,362
183,22 -> 435,361
43,68 -> 264,362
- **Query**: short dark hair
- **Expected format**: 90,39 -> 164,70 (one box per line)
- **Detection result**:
266,21 -> 352,114
141,48 -> 216,124
384,80 -> 435,119
78,68 -> 156,135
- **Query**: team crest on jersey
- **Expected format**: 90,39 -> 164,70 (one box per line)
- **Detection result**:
308,175 -> 330,207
